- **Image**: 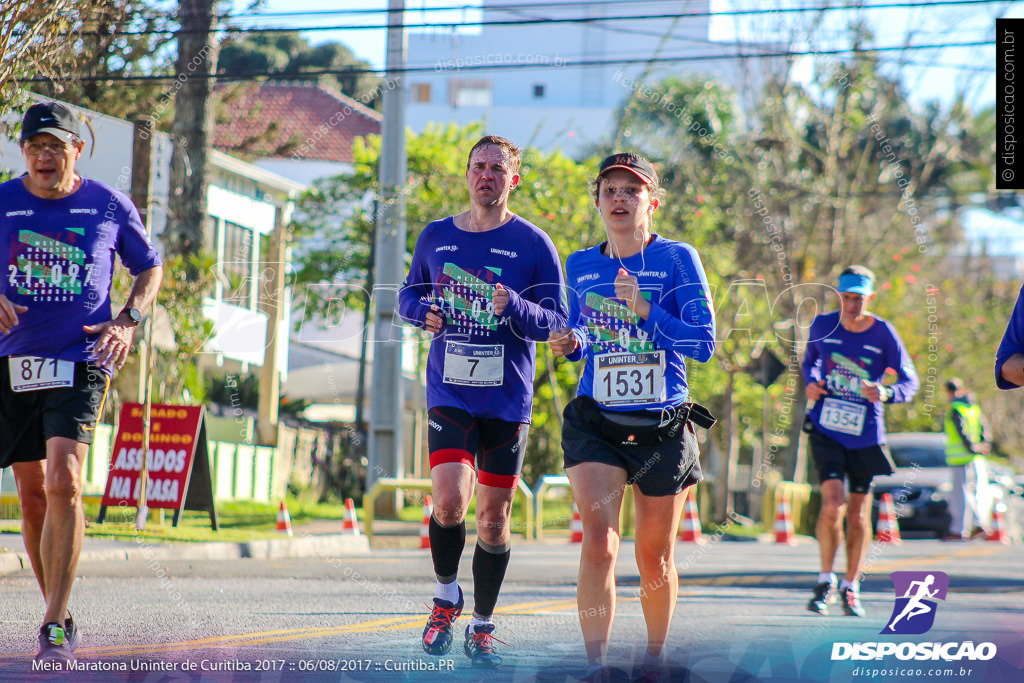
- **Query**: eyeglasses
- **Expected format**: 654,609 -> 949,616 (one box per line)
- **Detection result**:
23,141 -> 72,157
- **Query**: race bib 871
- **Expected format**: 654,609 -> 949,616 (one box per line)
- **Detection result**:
9,356 -> 74,392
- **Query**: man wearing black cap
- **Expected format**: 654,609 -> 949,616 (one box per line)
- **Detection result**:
801,265 -> 918,618
0,101 -> 163,665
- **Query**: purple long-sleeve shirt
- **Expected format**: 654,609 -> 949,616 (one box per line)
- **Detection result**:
398,215 -> 567,423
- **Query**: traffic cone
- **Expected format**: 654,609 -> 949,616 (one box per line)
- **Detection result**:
276,501 -> 293,537
875,493 -> 903,544
678,496 -> 703,543
569,503 -> 583,543
773,498 -> 796,545
986,503 -> 1011,544
342,498 -> 360,535
420,495 -> 433,549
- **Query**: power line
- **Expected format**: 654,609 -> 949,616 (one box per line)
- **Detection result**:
19,39 -> 994,83
67,0 -> 1003,36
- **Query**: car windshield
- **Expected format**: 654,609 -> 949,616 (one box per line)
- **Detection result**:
888,443 -> 947,468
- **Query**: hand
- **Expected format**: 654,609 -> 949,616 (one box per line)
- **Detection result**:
805,380 -> 827,401
549,326 -> 578,357
614,268 -> 651,318
860,380 -> 885,402
424,304 -> 445,335
83,316 -> 136,371
493,282 -> 510,317
0,295 -> 28,335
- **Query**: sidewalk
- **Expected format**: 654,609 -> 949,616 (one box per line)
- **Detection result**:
0,519 -> 373,576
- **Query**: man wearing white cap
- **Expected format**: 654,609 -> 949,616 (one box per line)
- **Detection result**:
801,265 -> 918,617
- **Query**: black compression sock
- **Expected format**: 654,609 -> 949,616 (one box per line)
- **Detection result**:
472,539 -> 511,618
429,516 -> 466,583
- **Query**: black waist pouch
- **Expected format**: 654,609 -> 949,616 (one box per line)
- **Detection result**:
570,395 -> 717,447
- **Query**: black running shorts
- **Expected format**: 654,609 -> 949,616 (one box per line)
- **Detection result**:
807,423 -> 894,494
561,396 -> 703,497
427,405 -> 529,489
0,357 -> 109,468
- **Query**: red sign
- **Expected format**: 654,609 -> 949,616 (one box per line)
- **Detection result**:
101,403 -> 204,510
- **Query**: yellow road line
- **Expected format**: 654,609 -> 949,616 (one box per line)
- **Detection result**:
0,597 -> 586,661
868,544 -> 1008,573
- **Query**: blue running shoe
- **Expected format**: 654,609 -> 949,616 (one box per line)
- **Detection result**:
422,588 -> 463,655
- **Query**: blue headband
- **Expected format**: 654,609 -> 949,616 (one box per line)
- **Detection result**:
837,273 -> 874,295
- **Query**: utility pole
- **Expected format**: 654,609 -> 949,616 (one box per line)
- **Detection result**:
257,198 -> 292,447
368,0 -> 408,516
131,118 -> 156,529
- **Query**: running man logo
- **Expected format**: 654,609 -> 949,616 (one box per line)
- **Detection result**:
881,571 -> 949,635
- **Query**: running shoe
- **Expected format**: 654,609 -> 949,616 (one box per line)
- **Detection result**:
64,612 -> 81,652
464,622 -> 503,668
840,586 -> 866,617
422,589 -> 463,655
575,664 -> 611,683
806,581 -> 835,615
36,623 -> 75,666
638,660 -> 671,683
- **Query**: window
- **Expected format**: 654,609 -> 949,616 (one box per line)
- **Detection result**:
450,80 -> 491,107
412,83 -> 432,103
533,84 -> 545,99
221,221 -> 254,305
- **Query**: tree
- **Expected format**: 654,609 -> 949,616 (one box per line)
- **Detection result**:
0,0 -> 119,113
29,1 -> 178,122
218,32 -> 380,107
612,43 -> 991,519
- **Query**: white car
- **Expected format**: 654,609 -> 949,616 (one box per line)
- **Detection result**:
871,432 -> 1021,539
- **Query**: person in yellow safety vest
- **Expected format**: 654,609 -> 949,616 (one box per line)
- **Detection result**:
943,378 -> 989,541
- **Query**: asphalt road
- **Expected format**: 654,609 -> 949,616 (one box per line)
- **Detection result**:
1,535 -> 1022,683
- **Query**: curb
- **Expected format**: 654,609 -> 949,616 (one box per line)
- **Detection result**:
0,534 -> 369,575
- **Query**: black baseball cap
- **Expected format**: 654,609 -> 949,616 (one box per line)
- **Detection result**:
20,102 -> 81,144
598,152 -> 658,186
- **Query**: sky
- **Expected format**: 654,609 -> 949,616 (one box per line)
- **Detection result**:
226,0 -> 1008,108
225,0 -> 1016,253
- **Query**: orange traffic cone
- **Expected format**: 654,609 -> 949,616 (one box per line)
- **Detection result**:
678,495 -> 703,543
420,495 -> 433,549
986,503 -> 1011,544
276,501 -> 293,537
342,498 -> 360,535
875,493 -> 903,544
773,498 -> 796,545
569,503 -> 583,543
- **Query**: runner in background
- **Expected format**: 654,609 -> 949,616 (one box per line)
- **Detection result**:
801,265 -> 918,617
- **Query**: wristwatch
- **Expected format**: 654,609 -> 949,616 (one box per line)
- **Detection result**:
122,307 -> 142,326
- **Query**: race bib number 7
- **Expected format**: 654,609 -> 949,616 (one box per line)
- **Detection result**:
593,351 -> 666,407
442,342 -> 504,386
819,397 -> 867,436
9,356 -> 74,392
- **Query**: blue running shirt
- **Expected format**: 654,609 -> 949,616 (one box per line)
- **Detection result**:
996,285 -> 1024,390
563,235 -> 715,412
